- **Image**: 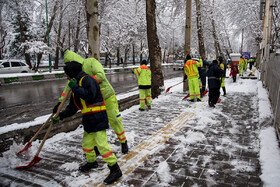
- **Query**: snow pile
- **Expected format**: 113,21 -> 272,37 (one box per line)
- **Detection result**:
156,161 -> 173,185
257,81 -> 280,186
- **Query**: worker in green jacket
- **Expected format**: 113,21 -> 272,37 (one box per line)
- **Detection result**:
239,56 -> 245,76
53,50 -> 129,154
133,60 -> 152,111
218,56 -> 226,96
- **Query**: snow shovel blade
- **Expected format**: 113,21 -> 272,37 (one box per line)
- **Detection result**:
17,142 -> 32,155
165,86 -> 172,93
16,155 -> 42,169
202,89 -> 208,96
217,98 -> 221,103
182,94 -> 190,100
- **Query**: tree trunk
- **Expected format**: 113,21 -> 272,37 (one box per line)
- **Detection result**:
184,0 -> 192,58
210,0 -> 224,59
140,40 -> 143,64
184,0 -> 192,92
163,48 -> 166,63
132,43 -> 135,65
240,28 -> 244,54
146,0 -> 163,98
211,19 -> 219,58
117,47 -> 120,66
124,46 -> 129,68
74,11 -> 81,53
68,21 -> 71,49
54,1 -> 63,69
16,12 -> 31,68
86,0 -> 100,60
195,0 -> 206,59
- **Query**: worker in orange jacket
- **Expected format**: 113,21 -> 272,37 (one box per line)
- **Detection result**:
184,55 -> 203,102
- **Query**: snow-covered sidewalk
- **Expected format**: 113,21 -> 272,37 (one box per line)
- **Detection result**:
0,75 -> 280,186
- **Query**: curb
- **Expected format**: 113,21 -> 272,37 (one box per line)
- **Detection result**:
0,73 -> 66,84
0,65 -> 172,85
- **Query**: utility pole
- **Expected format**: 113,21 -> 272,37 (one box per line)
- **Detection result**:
260,0 -> 273,85
45,0 -> 52,73
183,0 -> 192,92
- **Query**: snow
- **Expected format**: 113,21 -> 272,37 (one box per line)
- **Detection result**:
0,70 -> 280,186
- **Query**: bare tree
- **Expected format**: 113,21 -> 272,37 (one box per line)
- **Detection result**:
146,0 -> 164,98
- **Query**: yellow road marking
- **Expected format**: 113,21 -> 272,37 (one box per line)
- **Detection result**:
87,112 -> 194,186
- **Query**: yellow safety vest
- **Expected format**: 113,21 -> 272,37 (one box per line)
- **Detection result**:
184,60 -> 201,77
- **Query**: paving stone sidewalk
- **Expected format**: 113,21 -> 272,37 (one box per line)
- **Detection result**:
0,90 -> 263,186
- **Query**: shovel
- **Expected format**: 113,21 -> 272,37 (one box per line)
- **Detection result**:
182,93 -> 190,100
165,81 -> 183,93
17,113 -> 54,155
16,89 -> 71,169
202,89 -> 208,96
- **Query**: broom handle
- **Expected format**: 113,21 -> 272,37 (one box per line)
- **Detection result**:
35,89 -> 71,157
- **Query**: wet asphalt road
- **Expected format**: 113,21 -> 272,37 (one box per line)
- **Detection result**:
0,67 -> 183,127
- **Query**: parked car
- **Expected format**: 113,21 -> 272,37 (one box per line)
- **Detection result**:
0,59 -> 31,74
173,60 -> 185,70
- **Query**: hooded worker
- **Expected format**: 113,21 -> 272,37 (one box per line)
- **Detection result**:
52,61 -> 122,184
133,59 -> 152,111
207,60 -> 224,107
53,50 -> 129,154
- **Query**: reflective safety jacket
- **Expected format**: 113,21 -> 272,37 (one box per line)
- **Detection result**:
59,50 -> 115,102
134,65 -> 151,89
184,59 -> 202,79
239,58 -> 245,68
219,63 -> 225,78
59,71 -> 109,133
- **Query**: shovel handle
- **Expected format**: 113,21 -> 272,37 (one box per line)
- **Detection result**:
34,89 -> 71,157
29,113 -> 54,143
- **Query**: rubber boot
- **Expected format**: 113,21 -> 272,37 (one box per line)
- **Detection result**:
104,163 -> 122,184
79,161 -> 98,172
222,87 -> 226,96
121,140 -> 129,154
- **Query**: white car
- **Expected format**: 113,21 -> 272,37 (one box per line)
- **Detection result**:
0,59 -> 31,74
173,60 -> 185,70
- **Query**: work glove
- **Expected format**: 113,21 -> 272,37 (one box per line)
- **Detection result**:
52,102 -> 61,114
131,69 -> 134,74
183,75 -> 188,81
68,78 -> 78,89
52,116 -> 60,124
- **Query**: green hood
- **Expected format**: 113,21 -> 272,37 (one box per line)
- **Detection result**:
64,50 -> 84,64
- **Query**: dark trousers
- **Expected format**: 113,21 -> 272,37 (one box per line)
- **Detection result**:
201,77 -> 206,93
209,88 -> 220,105
233,76 -> 236,82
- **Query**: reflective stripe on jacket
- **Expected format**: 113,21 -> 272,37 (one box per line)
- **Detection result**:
73,75 -> 106,115
184,59 -> 202,78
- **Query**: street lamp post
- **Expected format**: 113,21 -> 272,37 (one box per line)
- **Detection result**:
45,0 -> 52,73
